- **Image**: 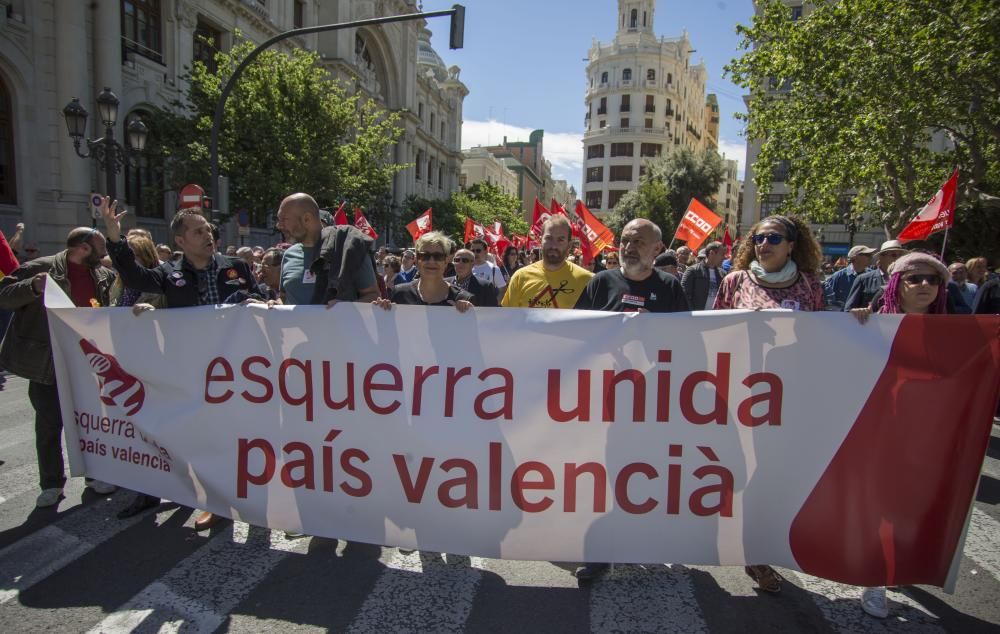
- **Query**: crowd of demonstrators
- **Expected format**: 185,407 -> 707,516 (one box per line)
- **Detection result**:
447,247 -> 498,307
374,231 -> 473,312
0,225 -> 119,508
823,245 -> 875,310
681,240 -> 726,310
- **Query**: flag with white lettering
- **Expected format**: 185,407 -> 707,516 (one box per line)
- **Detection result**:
354,209 -> 378,240
674,199 -> 722,250
897,170 -> 959,243
406,209 -> 433,242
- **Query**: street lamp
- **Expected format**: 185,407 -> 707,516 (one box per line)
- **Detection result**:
63,87 -> 149,223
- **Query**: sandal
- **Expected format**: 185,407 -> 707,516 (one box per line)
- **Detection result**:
745,565 -> 783,593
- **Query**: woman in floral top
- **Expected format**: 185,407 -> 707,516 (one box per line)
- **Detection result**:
712,214 -> 824,594
714,215 -> 825,313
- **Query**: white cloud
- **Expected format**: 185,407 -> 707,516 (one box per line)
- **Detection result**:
717,138 -> 748,181
462,119 -> 584,190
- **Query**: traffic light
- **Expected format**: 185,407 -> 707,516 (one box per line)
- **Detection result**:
202,196 -> 213,213
450,5 -> 465,50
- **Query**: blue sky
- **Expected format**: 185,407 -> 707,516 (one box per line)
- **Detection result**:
422,0 -> 755,191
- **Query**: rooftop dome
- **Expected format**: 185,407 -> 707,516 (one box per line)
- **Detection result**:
417,27 -> 448,80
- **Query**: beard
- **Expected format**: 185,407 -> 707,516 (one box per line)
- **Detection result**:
543,247 -> 567,266
84,249 -> 103,269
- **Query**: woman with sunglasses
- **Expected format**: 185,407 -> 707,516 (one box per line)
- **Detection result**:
373,231 -> 473,312
714,215 -> 824,315
713,214 -> 823,594
848,251 -> 951,619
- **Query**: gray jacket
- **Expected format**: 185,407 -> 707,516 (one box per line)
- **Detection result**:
0,252 -> 115,384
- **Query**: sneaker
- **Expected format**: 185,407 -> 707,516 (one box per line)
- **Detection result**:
861,586 -> 889,619
36,488 -> 64,508
574,562 -> 610,581
87,480 -> 117,495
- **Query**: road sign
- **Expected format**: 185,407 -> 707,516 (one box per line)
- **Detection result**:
90,192 -> 103,220
179,184 -> 205,210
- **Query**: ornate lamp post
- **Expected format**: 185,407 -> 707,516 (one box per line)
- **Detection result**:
62,87 -> 149,221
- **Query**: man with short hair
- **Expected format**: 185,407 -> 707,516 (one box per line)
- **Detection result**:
844,240 -> 907,310
654,252 -> 679,278
502,216 -> 593,309
470,238 -> 507,295
949,262 -> 978,308
675,245 -> 693,276
681,241 -> 726,310
275,193 -> 379,306
447,248 -> 498,307
103,198 -> 263,525
823,245 -> 875,310
571,218 -> 689,581
394,250 -> 417,285
0,226 -> 118,507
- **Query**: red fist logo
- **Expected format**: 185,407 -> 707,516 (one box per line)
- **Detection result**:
79,339 -> 146,416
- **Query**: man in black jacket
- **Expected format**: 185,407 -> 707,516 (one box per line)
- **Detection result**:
447,247 -> 498,307
102,198 -> 262,527
843,240 -> 907,310
680,241 -> 725,310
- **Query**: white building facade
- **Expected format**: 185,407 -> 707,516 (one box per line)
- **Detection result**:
460,147 -> 518,197
581,0 -> 711,216
0,0 -> 465,251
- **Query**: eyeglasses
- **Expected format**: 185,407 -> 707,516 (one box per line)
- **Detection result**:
471,248 -> 484,253
453,257 -> 473,264
416,252 -> 447,262
751,233 -> 787,245
903,274 -> 942,286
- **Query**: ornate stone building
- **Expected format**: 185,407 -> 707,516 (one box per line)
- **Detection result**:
581,0 -> 713,216
0,0 -> 465,251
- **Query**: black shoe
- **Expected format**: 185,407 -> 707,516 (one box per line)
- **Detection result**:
575,562 -> 610,581
117,493 -> 160,519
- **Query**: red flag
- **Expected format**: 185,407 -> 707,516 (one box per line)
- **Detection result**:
483,225 -> 511,260
897,170 -> 959,243
529,199 -> 552,239
722,227 -> 734,258
573,201 -> 617,260
333,202 -> 348,226
510,234 -> 529,251
493,221 -> 504,236
353,208 -> 378,240
0,229 -> 18,277
464,217 -> 486,244
673,198 -> 722,251
406,208 -> 433,242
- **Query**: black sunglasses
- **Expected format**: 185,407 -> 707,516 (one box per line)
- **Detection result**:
453,256 -> 473,263
751,233 -> 787,245
903,274 -> 942,286
416,252 -> 447,262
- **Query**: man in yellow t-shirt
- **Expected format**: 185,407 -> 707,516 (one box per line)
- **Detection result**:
502,215 -> 593,309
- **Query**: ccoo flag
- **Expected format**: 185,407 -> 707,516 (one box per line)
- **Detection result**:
897,170 -> 959,243
674,199 -> 722,251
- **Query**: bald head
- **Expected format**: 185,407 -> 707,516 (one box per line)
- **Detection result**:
623,218 -> 662,241
620,218 -> 664,281
277,192 -> 322,245
66,227 -> 107,268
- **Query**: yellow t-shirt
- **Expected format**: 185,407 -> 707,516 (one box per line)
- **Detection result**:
501,260 -> 594,309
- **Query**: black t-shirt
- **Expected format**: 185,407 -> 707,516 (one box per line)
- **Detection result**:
390,281 -> 473,306
575,269 -> 690,313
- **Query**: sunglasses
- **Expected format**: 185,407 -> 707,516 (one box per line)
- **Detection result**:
903,274 -> 942,286
453,256 -> 473,264
416,252 -> 447,262
471,248 -> 484,253
751,233 -> 787,245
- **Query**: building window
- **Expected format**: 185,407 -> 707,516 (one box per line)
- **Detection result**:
644,118 -> 653,129
608,189 -> 627,208
124,111 -> 163,218
122,0 -> 164,64
193,20 -> 223,73
629,9 -> 637,29
610,142 -> 634,157
294,0 -> 305,28
415,150 -> 423,180
640,143 -> 661,157
620,94 -> 630,112
790,5 -> 803,20
598,97 -> 607,115
620,118 -> 629,128
440,121 -> 446,140
646,69 -> 655,82
601,71 -> 608,84
586,191 -> 603,209
761,194 -> 786,215
586,167 -> 603,183
587,144 -> 605,159
609,165 -> 632,182
599,120 -> 606,128
427,157 -> 433,183
643,11 -> 647,26
639,165 -> 647,178
430,112 -> 435,132
667,72 -> 673,84
644,95 -> 655,113
418,102 -> 424,122
0,76 -> 16,205
772,160 -> 790,183
622,68 -> 632,81
438,166 -> 444,189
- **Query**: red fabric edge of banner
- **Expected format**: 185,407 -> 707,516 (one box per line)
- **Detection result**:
789,315 -> 1000,587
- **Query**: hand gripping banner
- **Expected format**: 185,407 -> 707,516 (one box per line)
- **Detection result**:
44,284 -> 1000,589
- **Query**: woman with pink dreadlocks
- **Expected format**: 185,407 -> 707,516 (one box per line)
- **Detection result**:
849,251 -> 952,619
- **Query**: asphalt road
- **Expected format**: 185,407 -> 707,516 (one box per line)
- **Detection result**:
1,372 -> 998,633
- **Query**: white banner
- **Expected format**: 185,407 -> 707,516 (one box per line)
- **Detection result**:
44,283 -> 1000,587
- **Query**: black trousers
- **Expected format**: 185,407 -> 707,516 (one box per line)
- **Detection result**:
28,381 -> 66,491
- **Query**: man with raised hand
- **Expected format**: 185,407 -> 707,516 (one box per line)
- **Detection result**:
501,216 -> 593,309
0,226 -> 118,508
102,197 -> 262,528
275,193 -> 379,306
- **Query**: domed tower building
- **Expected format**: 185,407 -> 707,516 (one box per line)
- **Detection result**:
582,0 -> 711,216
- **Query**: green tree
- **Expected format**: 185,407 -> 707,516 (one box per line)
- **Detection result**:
726,0 -> 1000,242
145,36 -> 405,226
608,147 -> 724,240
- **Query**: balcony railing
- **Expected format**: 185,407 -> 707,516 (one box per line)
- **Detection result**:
620,104 -> 630,112
644,105 -> 656,113
584,126 -> 670,138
